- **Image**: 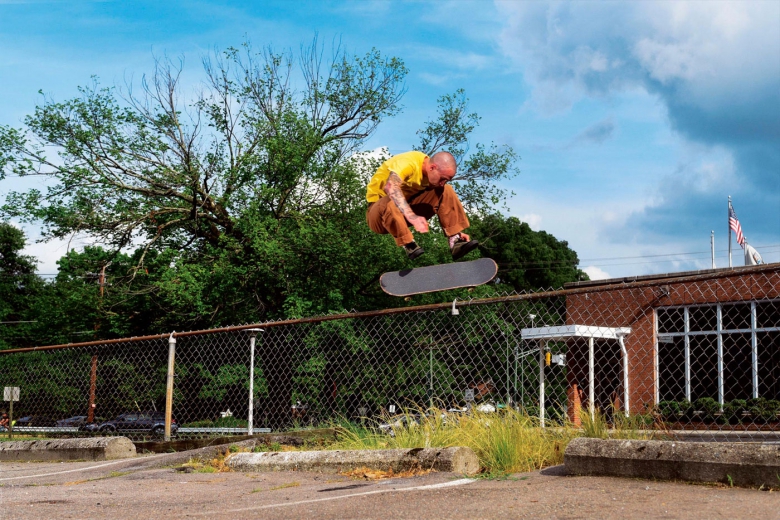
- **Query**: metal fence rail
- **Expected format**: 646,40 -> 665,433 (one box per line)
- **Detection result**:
1,265 -> 778,442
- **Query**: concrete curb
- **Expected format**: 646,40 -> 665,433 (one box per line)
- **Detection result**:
565,437 -> 780,488
227,447 -> 481,475
0,437 -> 136,462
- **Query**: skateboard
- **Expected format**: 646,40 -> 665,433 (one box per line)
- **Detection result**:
380,258 -> 498,297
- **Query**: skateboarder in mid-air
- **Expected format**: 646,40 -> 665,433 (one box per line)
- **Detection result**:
366,150 -> 479,260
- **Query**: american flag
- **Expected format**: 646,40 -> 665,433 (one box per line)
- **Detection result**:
729,205 -> 745,248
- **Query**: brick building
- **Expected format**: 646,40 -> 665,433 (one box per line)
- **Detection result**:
556,263 -> 780,421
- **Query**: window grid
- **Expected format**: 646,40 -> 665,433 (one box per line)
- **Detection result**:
657,299 -> 780,405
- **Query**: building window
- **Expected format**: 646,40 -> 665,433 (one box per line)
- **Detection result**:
656,300 -> 780,404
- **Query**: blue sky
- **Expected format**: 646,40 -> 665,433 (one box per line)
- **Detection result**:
1,0 -> 778,279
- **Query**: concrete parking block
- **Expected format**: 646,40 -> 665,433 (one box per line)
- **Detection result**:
565,437 -> 780,488
227,446 -> 480,475
0,436 -> 136,461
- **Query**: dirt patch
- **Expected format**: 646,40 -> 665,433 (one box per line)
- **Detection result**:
340,465 -> 435,480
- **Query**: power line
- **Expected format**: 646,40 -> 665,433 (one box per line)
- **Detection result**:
578,244 -> 780,262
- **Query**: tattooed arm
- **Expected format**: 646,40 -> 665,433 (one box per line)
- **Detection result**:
385,171 -> 429,233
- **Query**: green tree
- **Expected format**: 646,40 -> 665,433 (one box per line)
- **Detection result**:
472,214 -> 589,291
0,223 -> 42,349
0,40 -> 411,322
0,40 -> 529,326
417,89 -> 519,216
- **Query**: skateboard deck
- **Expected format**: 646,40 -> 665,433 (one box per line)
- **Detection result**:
380,258 -> 498,297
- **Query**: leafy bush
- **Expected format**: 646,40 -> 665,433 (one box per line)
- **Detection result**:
747,398 -> 780,422
693,398 -> 720,422
678,400 -> 693,419
719,400 -> 747,425
656,400 -> 680,420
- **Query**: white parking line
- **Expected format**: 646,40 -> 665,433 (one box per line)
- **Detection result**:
0,453 -> 169,481
191,478 -> 476,516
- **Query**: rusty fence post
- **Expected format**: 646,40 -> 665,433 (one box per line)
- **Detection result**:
87,355 -> 98,424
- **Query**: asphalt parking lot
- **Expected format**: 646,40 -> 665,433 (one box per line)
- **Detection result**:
1,453 -> 778,519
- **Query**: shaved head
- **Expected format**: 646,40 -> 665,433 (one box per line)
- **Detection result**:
424,151 -> 457,187
431,152 -> 457,172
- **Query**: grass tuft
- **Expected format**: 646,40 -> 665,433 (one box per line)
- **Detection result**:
330,407 -> 579,475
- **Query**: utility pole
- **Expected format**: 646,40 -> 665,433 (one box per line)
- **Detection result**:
87,261 -> 111,424
98,261 -> 111,298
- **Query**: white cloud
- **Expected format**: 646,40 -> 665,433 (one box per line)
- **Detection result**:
496,1 -> 780,121
495,0 -> 780,256
583,265 -> 610,280
518,213 -> 542,230
413,46 -> 495,71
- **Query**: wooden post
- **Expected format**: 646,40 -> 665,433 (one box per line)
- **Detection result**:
87,355 -> 98,423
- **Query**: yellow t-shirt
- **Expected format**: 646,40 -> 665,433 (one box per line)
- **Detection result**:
366,151 -> 429,203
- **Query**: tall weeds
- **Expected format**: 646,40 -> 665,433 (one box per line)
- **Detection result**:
331,406 -> 656,475
331,407 -> 579,474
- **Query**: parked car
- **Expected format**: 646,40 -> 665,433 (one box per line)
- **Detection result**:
84,412 -> 178,435
55,416 -> 106,429
14,415 -> 58,427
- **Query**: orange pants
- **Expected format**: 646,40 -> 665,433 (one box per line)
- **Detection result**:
366,185 -> 470,246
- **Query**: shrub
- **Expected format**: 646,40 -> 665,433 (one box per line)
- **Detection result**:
719,400 -> 747,425
677,399 -> 693,419
693,398 -> 720,422
656,400 -> 680,421
747,398 -> 780,422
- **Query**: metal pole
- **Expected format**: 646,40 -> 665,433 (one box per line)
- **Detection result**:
514,344 -> 518,409
717,305 -> 724,407
539,340 -> 545,428
520,346 -> 524,408
589,337 -> 595,421
245,329 -> 263,436
429,346 -> 433,409
728,196 -> 732,268
711,231 -> 715,269
619,335 -> 629,417
9,396 -> 13,440
164,332 -> 176,441
506,331 -> 510,407
684,308 -> 691,402
752,302 -> 759,399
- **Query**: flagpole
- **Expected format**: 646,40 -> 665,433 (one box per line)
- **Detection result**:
711,230 -> 715,269
728,196 -> 732,268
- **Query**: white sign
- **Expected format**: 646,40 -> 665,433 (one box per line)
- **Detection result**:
3,387 -> 20,402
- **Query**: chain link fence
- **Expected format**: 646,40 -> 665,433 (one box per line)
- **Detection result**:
1,265 -> 778,442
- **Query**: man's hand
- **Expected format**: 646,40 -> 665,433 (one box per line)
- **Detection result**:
407,214 -> 429,233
